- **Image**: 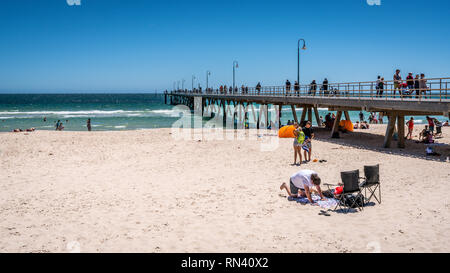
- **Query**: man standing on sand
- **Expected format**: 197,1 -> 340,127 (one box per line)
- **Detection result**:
406,117 -> 414,140
302,121 -> 314,162
280,169 -> 326,204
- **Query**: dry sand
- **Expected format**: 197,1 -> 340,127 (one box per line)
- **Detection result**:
0,125 -> 449,253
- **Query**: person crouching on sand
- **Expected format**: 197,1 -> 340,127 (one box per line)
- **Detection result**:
280,169 -> 326,204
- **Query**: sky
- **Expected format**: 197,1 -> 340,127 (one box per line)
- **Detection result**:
0,0 -> 449,93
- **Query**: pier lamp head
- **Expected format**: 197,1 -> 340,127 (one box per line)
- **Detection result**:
302,44 -> 307,50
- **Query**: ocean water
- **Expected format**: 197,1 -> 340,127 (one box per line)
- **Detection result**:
0,93 -> 445,132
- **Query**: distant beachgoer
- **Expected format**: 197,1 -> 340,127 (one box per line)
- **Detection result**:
292,122 -> 304,165
43,117 -> 47,122
302,121 -> 314,162
393,69 -> 402,98
58,123 -> 64,131
406,117 -> 414,140
443,121 -> 449,127
285,80 -> 291,96
419,125 -> 430,142
434,119 -> 443,138
55,120 -> 61,131
279,169 -> 326,204
378,112 -> 384,124
354,121 -> 360,129
87,119 -> 92,131
427,116 -> 435,135
319,116 -> 324,126
359,112 -> 364,122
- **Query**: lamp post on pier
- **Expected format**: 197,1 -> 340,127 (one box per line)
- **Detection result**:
206,71 -> 211,90
182,79 -> 185,90
233,61 -> 239,90
192,75 -> 196,91
297,38 -> 307,84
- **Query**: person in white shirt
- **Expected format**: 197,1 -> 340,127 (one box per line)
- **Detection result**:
280,169 -> 326,204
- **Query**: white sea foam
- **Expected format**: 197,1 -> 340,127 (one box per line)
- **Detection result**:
114,125 -> 127,129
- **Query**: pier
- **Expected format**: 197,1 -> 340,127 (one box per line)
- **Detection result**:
165,77 -> 450,148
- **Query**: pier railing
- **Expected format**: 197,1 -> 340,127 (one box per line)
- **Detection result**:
171,77 -> 450,102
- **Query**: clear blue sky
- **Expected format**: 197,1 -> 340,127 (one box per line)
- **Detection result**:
0,0 -> 449,93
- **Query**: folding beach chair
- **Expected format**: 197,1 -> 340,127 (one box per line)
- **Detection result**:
334,170 -> 364,213
360,165 -> 381,204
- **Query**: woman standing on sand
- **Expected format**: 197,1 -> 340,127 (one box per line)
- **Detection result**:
292,122 -> 304,166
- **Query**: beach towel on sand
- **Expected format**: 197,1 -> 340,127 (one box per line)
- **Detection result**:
288,194 -> 338,209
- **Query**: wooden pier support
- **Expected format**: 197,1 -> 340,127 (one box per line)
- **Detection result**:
300,106 -> 307,125
291,105 -> 298,123
397,114 -> 405,148
331,111 -> 342,138
307,108 -> 312,123
313,107 -> 321,127
383,113 -> 397,148
344,111 -> 351,121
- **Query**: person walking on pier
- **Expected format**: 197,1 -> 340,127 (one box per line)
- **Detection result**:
285,80 -> 291,96
393,69 -> 402,98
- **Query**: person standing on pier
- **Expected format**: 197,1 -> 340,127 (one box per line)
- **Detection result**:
406,73 -> 414,92
419,74 -> 428,99
285,80 -> 291,96
393,69 -> 402,98
294,81 -> 300,96
322,78 -> 329,96
256,82 -> 261,95
310,80 -> 317,96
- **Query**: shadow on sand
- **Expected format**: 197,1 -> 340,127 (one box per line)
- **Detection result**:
314,128 -> 450,163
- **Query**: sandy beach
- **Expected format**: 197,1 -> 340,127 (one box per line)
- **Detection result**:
0,125 -> 449,253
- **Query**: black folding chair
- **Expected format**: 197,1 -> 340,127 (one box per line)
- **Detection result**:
334,170 -> 364,213
360,165 -> 381,204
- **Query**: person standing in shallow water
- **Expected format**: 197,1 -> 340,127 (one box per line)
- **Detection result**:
87,119 -> 92,131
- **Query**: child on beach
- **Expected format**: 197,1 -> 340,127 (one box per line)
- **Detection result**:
292,123 -> 305,166
406,117 -> 414,140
